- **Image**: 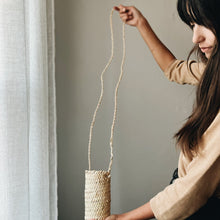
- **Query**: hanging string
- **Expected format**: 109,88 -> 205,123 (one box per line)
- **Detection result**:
108,21 -> 125,172
88,9 -> 126,172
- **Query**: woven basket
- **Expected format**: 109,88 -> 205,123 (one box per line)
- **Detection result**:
85,170 -> 111,220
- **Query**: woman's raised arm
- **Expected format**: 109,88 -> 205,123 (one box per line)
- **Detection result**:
114,5 -> 176,72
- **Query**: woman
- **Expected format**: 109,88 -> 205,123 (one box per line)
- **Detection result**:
105,0 -> 220,219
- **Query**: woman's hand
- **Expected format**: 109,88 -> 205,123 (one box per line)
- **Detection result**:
114,5 -> 145,28
105,214 -> 120,220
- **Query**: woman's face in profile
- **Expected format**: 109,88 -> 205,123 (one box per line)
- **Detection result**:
191,23 -> 216,59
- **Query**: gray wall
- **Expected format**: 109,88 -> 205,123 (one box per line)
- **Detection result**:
55,0 -> 196,219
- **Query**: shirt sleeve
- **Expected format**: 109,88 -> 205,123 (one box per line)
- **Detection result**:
150,111 -> 220,220
164,59 -> 206,85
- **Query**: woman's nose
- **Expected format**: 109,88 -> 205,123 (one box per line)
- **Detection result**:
192,25 -> 205,44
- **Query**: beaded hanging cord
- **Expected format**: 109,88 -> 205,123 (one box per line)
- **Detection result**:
85,9 -> 126,220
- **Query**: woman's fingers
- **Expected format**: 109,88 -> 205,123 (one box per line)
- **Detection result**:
114,5 -> 142,27
120,14 -> 133,23
113,6 -> 120,11
105,215 -> 118,220
114,5 -> 133,22
120,14 -> 128,21
114,5 -> 128,13
118,4 -> 127,12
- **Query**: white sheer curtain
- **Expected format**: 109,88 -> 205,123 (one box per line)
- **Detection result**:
0,0 -> 57,219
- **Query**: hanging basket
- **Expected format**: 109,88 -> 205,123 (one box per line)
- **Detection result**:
85,170 -> 111,220
85,8 -> 126,220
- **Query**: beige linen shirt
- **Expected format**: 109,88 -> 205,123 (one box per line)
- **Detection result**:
150,59 -> 220,220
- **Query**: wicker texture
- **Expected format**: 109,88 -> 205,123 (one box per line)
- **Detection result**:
85,170 -> 111,220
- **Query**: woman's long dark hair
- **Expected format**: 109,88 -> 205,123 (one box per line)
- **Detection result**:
175,0 -> 220,159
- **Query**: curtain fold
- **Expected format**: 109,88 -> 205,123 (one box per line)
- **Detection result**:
0,0 -> 57,219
